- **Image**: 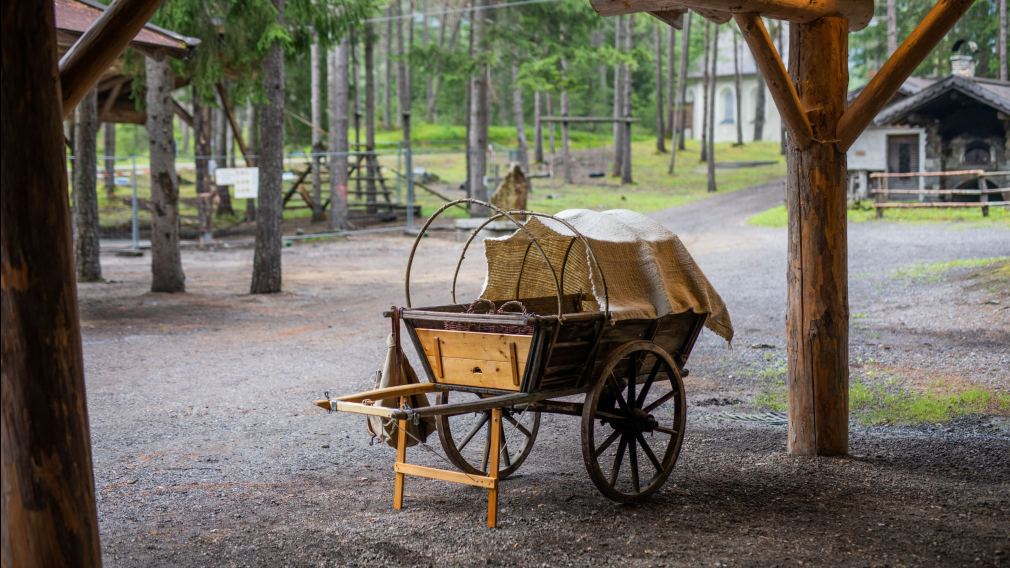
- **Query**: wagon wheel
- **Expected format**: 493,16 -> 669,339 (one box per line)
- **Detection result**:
436,391 -> 540,479
581,340 -> 686,503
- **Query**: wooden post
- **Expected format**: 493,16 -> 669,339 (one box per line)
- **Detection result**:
785,16 -> 849,456
2,0 -> 103,564
393,396 -> 408,510
980,175 -> 989,217
486,408 -> 502,528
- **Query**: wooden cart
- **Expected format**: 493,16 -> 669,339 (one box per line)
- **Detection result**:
315,200 -> 709,527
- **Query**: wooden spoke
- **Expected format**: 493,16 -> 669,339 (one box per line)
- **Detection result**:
594,429 -> 623,458
637,433 -> 663,474
504,413 -> 533,438
644,389 -> 677,413
457,413 -> 489,451
606,373 -> 631,412
626,354 -> 638,406
500,422 -> 512,468
609,436 -> 628,487
636,359 -> 663,407
654,426 -> 678,436
628,437 -> 641,493
481,424 -> 492,472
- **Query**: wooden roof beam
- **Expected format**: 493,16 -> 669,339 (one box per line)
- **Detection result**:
735,14 -> 813,148
590,0 -> 873,31
59,0 -> 165,117
837,0 -> 976,150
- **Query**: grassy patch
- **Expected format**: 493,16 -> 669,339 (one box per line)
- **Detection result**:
753,356 -> 789,412
891,256 -> 1009,283
752,371 -> 1010,425
748,203 -> 1010,228
850,380 -> 1010,426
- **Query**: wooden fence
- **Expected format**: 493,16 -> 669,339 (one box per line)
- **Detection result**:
869,170 -> 1009,218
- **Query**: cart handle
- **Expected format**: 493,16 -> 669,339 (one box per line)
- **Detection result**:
447,210 -> 611,320
406,199 -> 607,319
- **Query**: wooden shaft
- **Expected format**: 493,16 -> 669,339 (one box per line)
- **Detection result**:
837,0 -> 976,149
171,97 -> 194,128
216,83 -> 253,167
2,0 -> 103,564
786,16 -> 849,456
59,0 -> 166,116
393,396 -> 408,510
590,0 -> 873,30
486,408 -> 502,528
734,14 -> 813,148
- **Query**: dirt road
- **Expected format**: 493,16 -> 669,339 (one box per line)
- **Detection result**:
80,181 -> 1010,566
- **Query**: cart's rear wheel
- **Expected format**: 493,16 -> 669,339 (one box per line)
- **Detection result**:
436,391 -> 540,479
581,340 -> 686,503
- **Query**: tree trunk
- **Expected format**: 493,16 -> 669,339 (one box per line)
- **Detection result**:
384,5 -> 394,130
310,38 -> 325,222
245,103 -> 257,221
546,94 -> 555,156
754,67 -> 766,141
700,20 -> 711,162
786,17 -> 848,456
193,89 -> 215,242
146,57 -> 185,292
706,24 -> 718,192
215,89 -> 234,217
734,29 -> 744,146
427,10 -> 463,122
250,0 -> 285,295
533,91 -> 544,163
104,122 -> 116,196
561,58 -> 574,185
180,120 -> 190,156
654,23 -> 666,153
364,22 -> 378,214
666,24 -> 676,142
612,16 -> 625,177
1000,0 -> 1008,81
672,12 -> 691,168
886,0 -> 897,56
468,0 -> 489,212
421,0 -> 432,120
511,62 -> 529,172
620,16 -> 633,184
74,88 -> 102,282
1,1 -> 102,563
329,40 -> 352,230
397,0 -> 413,208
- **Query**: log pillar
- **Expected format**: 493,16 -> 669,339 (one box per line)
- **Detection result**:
785,16 -> 849,456
1,0 -> 102,565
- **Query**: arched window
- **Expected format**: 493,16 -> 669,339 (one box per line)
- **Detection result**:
963,141 -> 991,166
721,88 -> 735,124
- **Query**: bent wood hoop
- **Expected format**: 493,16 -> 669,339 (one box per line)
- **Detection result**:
405,198 -> 611,319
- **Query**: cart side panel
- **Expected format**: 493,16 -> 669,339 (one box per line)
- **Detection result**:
414,328 -> 532,391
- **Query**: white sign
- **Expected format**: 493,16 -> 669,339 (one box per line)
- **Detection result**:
215,167 -> 259,199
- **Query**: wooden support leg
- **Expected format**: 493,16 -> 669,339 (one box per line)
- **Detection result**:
785,16 -> 849,456
486,408 -> 502,528
393,396 -> 408,510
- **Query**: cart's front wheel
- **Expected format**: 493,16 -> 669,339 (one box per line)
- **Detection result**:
436,391 -> 540,479
581,340 -> 686,503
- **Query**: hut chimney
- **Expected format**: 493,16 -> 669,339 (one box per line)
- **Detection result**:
950,39 -> 977,77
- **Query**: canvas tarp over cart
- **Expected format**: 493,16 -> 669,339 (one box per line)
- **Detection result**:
315,200 -> 733,527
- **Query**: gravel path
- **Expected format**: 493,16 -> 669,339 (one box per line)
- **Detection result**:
79,181 -> 1010,566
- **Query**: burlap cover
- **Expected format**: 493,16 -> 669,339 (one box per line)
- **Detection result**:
479,209 -> 734,342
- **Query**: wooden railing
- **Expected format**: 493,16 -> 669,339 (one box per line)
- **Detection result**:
869,170 -> 1009,218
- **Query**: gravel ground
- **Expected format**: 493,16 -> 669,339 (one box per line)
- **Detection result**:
80,181 -> 1010,567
